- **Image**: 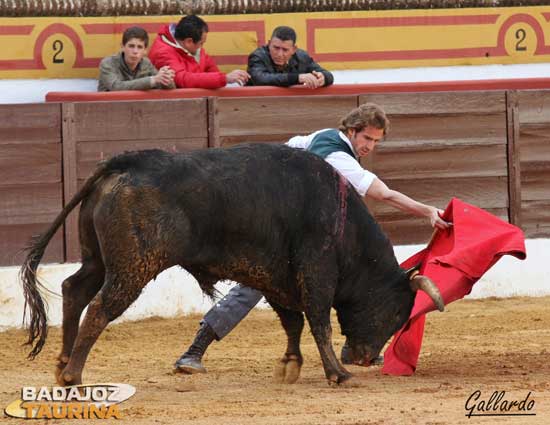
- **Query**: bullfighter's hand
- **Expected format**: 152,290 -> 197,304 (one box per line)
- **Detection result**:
312,71 -> 325,87
299,73 -> 321,89
429,207 -> 452,230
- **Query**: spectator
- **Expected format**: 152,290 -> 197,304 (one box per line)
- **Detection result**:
149,15 -> 249,89
98,26 -> 175,92
247,26 -> 333,88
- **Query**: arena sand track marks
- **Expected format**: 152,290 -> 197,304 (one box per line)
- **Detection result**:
1,296 -> 549,424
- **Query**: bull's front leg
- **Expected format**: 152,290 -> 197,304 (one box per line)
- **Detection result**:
305,303 -> 352,385
267,299 -> 304,384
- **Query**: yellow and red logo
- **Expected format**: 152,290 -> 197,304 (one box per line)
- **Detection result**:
4,383 -> 135,419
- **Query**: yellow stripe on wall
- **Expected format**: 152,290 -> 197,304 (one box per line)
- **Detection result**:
0,7 -> 549,79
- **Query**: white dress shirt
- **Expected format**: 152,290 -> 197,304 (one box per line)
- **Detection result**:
286,129 -> 377,196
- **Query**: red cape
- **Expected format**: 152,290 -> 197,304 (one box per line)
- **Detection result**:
382,198 -> 526,376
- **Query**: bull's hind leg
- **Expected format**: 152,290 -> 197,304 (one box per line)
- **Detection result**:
56,197 -> 106,382
56,179 -> 175,385
268,300 -> 304,384
56,257 -> 104,384
57,270 -> 152,386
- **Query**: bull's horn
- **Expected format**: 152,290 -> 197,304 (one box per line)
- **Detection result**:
409,275 -> 445,312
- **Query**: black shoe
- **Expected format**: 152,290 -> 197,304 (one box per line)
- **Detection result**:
174,323 -> 216,374
174,354 -> 207,374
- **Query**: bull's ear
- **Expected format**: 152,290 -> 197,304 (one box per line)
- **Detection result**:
405,263 -> 422,279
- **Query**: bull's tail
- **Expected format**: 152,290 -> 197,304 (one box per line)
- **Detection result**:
20,162 -> 111,359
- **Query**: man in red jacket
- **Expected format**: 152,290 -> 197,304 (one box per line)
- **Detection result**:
149,15 -> 250,89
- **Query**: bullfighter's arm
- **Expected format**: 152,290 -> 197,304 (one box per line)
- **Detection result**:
366,179 -> 451,230
324,152 -> 450,229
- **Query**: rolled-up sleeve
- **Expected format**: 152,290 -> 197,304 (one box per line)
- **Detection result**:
325,152 -> 377,196
286,135 -> 312,149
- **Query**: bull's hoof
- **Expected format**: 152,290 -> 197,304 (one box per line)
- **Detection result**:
174,355 -> 206,374
55,362 -> 68,385
273,355 -> 302,384
338,375 -> 366,388
55,354 -> 70,380
57,370 -> 81,387
327,370 -> 353,386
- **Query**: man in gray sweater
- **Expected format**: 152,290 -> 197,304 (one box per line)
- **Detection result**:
98,26 -> 175,91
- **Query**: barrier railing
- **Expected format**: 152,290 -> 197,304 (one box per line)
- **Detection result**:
45,78 -> 550,102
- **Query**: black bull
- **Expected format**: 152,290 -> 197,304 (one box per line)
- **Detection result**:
21,144 -> 443,386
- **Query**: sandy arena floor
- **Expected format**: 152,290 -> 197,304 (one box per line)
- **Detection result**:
1,296 -> 549,424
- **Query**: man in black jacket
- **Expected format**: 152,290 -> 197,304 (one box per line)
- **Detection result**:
247,26 -> 333,88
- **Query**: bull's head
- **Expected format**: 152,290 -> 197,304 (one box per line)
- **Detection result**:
336,267 -> 444,366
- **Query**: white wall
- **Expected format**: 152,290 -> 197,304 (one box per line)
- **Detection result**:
4,63 -> 550,104
1,239 -> 547,331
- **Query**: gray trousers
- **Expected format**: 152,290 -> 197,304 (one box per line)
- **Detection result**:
202,284 -> 264,340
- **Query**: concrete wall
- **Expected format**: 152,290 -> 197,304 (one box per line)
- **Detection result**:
1,239 -> 547,331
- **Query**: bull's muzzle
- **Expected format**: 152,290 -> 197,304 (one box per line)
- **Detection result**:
342,342 -> 379,367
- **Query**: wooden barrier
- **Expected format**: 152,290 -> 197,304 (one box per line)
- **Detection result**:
517,90 -> 550,238
62,98 -> 208,261
3,88 -> 550,266
210,96 -> 358,147
0,103 -> 64,266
